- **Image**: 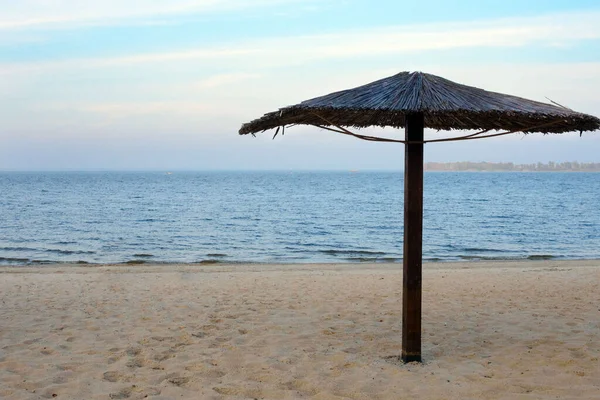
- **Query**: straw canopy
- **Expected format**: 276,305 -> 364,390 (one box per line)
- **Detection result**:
239,71 -> 600,136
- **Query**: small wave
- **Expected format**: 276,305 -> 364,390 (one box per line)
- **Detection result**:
0,246 -> 38,252
457,254 -> 561,262
345,256 -> 400,262
345,257 -> 378,262
0,257 -> 90,265
459,255 -> 522,261
0,256 -> 30,264
133,253 -> 154,258
310,230 -> 332,236
289,242 -> 321,248
460,255 -> 492,261
0,246 -> 94,256
318,249 -> 387,256
44,249 -> 96,255
125,260 -> 146,265
456,246 -> 509,253
377,257 -> 401,262
206,253 -> 227,257
527,254 -> 556,260
198,259 -> 222,265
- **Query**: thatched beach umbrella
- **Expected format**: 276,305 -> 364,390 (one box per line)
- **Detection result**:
239,71 -> 600,362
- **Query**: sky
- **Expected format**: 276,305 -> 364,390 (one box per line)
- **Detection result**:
1,0 -> 599,171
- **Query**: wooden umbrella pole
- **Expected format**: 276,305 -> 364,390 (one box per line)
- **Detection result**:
402,112 -> 424,363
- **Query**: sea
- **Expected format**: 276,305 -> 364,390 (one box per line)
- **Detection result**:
1,171 -> 599,266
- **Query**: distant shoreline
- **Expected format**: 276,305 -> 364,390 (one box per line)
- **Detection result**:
424,161 -> 600,172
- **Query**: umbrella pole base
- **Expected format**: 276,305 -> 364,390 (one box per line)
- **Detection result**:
401,353 -> 422,363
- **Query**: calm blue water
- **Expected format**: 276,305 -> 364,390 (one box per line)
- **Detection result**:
0,171 -> 599,265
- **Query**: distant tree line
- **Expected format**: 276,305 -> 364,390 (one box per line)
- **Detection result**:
424,161 -> 600,172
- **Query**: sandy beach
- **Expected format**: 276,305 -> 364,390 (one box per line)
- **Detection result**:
0,260 -> 598,399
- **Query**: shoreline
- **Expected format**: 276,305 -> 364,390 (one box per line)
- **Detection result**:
2,254 -> 591,267
2,258 -> 600,273
1,259 -> 599,399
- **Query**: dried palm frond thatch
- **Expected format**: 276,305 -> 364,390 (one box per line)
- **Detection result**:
239,71 -> 600,137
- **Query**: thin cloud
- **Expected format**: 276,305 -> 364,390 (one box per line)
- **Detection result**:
0,48 -> 259,75
80,101 -> 222,116
193,73 -> 262,89
1,9 -> 598,76
0,0 -> 317,31
259,10 -> 600,59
